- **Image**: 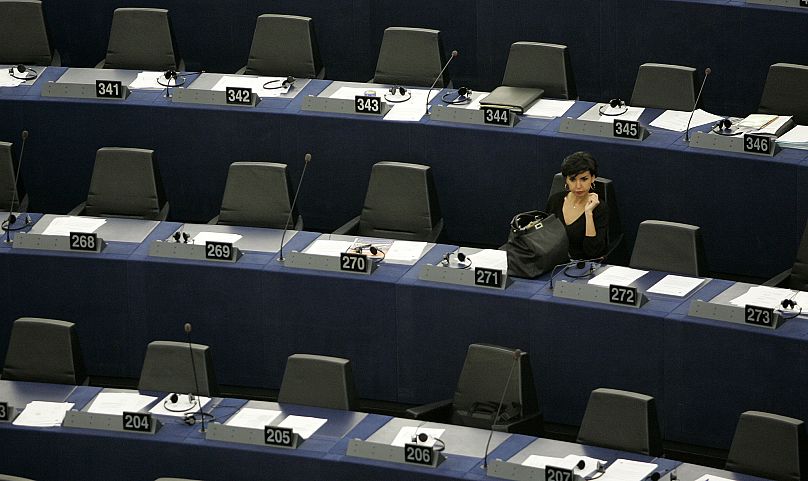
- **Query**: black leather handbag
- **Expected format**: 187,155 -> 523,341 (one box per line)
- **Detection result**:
503,210 -> 568,278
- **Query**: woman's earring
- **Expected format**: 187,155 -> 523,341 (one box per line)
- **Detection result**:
589,183 -> 595,192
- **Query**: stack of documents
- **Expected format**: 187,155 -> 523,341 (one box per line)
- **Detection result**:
730,285 -> 803,310
649,109 -> 723,132
646,275 -> 704,297
41,216 -> 106,236
276,415 -> 326,439
776,125 -> 808,150
225,407 -> 281,428
588,265 -> 648,286
0,70 -> 26,88
391,426 -> 446,447
521,454 -> 605,478
86,392 -> 156,415
738,114 -> 792,136
383,241 -> 427,264
13,401 -> 74,427
467,249 -> 508,271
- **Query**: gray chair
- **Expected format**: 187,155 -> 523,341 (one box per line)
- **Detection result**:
69,147 -> 169,220
209,162 -> 302,230
577,388 -> 662,456
240,14 -> 324,79
98,8 -> 182,71
630,63 -> 697,111
501,42 -> 576,99
333,161 -> 443,242
138,340 -> 217,397
758,63 -> 808,125
629,220 -> 707,276
372,27 -> 448,88
2,317 -> 86,385
406,344 -> 542,435
726,411 -> 806,481
0,141 -> 27,213
0,0 -> 58,66
0,475 -> 36,481
765,219 -> 808,291
277,354 -> 358,410
547,173 -> 623,261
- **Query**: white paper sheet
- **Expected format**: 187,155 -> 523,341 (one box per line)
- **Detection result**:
737,113 -> 778,129
753,115 -> 792,135
148,393 -> 211,417
588,265 -> 648,287
390,426 -> 446,448
304,239 -> 354,256
793,291 -> 808,310
41,216 -> 107,236
777,125 -> 808,149
277,415 -> 326,439
523,99 -> 576,119
0,70 -> 26,88
225,407 -> 282,428
646,275 -> 704,297
13,401 -> 74,427
192,232 -> 242,245
522,454 -> 605,478
468,249 -> 508,270
581,104 -> 644,124
383,89 -> 439,122
693,475 -> 735,481
730,285 -> 797,309
384,241 -> 427,264
210,75 -> 291,97
649,109 -> 723,132
329,86 -> 381,100
86,392 -> 157,415
128,71 -> 168,90
598,459 -> 657,481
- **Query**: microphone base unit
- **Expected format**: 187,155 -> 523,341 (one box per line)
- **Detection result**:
689,131 -> 780,157
301,95 -> 392,116
62,410 -> 162,435
688,299 -> 786,329
42,81 -> 131,100
429,105 -> 520,128
559,116 -> 649,142
206,423 -> 302,449
553,281 -> 648,308
419,263 -> 511,290
347,439 -> 446,468
283,250 -> 377,275
172,88 -> 261,108
148,240 -> 243,263
13,232 -> 106,253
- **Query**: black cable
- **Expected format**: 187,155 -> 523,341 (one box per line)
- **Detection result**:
8,65 -> 38,81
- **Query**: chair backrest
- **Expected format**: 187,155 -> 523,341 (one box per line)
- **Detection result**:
726,411 -> 806,481
547,173 -> 622,252
788,219 -> 808,290
84,147 -> 167,220
630,63 -> 697,111
217,162 -> 297,229
0,0 -> 52,66
0,141 -> 25,212
103,8 -> 179,71
138,341 -> 217,396
630,220 -> 707,276
358,161 -> 442,241
502,42 -> 576,100
0,475 -> 37,481
245,14 -> 323,79
450,344 -> 540,430
758,63 -> 808,125
2,317 -> 86,385
576,388 -> 662,456
373,27 -> 447,88
277,354 -> 358,410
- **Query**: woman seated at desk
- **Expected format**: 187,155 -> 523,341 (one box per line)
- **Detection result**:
545,151 -> 608,260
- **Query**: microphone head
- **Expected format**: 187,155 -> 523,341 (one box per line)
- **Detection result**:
512,348 -> 522,360
417,432 -> 429,443
456,252 -> 466,263
704,67 -> 712,76
576,460 -> 586,470
649,473 -> 660,481
184,322 -> 192,334
170,393 -> 179,403
451,50 -> 458,58
304,153 -> 312,163
369,246 -> 378,255
21,130 -> 28,140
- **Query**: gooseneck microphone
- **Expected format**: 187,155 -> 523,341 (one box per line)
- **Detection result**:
425,50 -> 458,116
4,130 -> 29,244
184,322 -> 207,432
483,348 -> 521,471
278,153 -> 311,262
685,67 -> 712,143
